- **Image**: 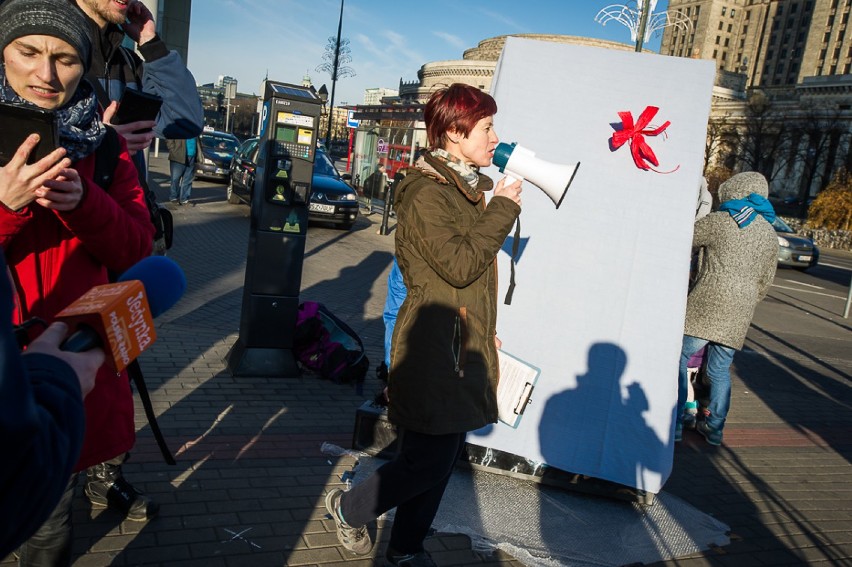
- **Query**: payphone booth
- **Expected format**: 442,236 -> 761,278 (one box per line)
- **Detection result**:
227,81 -> 322,376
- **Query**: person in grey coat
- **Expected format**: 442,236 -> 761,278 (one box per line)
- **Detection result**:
676,171 -> 778,445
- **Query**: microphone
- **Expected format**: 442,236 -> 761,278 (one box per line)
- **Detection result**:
56,257 -> 186,370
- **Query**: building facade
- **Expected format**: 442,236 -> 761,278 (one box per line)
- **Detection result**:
661,0 -> 852,89
661,0 -> 852,199
399,34 -> 643,103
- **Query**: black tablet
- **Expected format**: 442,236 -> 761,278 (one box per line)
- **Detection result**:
112,88 -> 163,132
0,102 -> 58,166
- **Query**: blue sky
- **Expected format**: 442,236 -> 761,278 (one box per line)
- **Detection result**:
187,0 -> 669,104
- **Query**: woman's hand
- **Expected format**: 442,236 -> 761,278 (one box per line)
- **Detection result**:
35,167 -> 85,211
494,176 -> 522,207
103,101 -> 156,154
0,134 -> 70,211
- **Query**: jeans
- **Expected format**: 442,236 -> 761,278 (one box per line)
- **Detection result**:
17,475 -> 77,567
677,335 -> 736,431
169,156 -> 195,202
340,430 -> 466,554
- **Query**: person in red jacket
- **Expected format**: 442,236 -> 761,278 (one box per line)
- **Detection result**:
0,0 -> 155,564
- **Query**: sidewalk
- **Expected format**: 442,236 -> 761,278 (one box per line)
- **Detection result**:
4,155 -> 851,566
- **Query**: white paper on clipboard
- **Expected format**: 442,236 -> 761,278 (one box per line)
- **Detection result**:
497,349 -> 540,428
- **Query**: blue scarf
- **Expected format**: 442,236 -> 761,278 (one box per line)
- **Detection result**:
718,193 -> 776,228
0,63 -> 105,162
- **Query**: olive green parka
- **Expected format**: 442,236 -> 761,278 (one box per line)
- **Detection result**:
387,153 -> 521,435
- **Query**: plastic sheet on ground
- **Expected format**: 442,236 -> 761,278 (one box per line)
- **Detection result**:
329,446 -> 729,567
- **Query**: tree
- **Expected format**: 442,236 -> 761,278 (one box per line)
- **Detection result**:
807,169 -> 852,231
735,91 -> 794,183
791,104 -> 847,219
704,112 -> 736,172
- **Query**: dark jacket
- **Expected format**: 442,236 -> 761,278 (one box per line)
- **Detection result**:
0,252 -> 85,558
166,137 -> 199,164
387,153 -> 520,434
85,17 -> 203,141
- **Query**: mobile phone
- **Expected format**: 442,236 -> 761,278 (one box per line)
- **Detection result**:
112,88 -> 163,132
0,102 -> 58,166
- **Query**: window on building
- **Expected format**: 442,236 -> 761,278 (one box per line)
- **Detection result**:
722,51 -> 728,60
725,38 -> 730,46
828,15 -> 835,26
844,63 -> 851,74
719,21 -> 724,30
728,23 -> 733,32
731,9 -> 736,17
722,7 -> 727,16
781,49 -> 787,58
773,77 -> 781,85
716,35 -> 721,44
834,46 -> 842,58
776,63 -> 784,73
805,1 -> 813,12
778,4 -> 783,14
740,39 -> 746,48
791,3 -> 798,13
798,31 -> 806,42
768,49 -> 775,59
830,64 -> 837,73
746,10 -> 751,20
686,6 -> 691,15
744,25 -> 749,33
695,5 -> 700,16
714,49 -> 719,58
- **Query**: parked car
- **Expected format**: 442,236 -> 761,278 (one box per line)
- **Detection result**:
197,129 -> 240,182
773,217 -> 819,269
228,138 -> 359,230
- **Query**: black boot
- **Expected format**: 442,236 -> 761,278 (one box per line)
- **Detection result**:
84,453 -> 159,522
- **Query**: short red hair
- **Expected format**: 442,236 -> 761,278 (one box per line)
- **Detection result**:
424,84 -> 497,150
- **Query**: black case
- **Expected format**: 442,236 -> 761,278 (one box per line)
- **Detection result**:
0,102 -> 58,166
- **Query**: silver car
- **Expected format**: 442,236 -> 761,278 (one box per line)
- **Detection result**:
773,217 -> 819,269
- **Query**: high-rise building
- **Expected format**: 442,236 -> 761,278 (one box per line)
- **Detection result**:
661,0 -> 852,89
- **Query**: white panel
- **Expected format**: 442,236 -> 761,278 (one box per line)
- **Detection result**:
468,37 -> 716,494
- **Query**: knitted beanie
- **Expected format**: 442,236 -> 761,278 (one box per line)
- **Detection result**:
0,0 -> 92,72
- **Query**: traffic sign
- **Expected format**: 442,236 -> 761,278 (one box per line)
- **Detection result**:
347,110 -> 360,129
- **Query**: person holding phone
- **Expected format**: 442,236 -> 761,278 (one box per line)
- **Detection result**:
72,0 -> 203,521
0,1 -> 155,564
73,0 -> 203,154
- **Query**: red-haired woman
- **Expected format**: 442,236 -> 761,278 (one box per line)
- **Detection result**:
325,84 -> 522,566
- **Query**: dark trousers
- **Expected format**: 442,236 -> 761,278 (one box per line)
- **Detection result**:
340,429 -> 466,554
17,475 -> 77,567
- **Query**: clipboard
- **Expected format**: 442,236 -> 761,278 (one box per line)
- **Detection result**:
0,102 -> 58,166
496,349 -> 540,428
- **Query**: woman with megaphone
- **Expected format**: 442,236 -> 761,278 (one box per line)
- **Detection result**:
324,83 -> 521,566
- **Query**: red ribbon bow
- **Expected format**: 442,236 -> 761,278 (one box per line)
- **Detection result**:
611,106 -> 673,172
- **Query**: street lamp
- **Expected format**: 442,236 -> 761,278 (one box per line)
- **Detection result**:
595,0 -> 693,52
315,0 -> 355,149
317,84 -> 329,146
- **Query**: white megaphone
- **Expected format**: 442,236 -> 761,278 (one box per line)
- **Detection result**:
492,142 -> 580,209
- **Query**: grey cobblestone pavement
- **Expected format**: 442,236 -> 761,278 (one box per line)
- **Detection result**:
3,154 -> 850,566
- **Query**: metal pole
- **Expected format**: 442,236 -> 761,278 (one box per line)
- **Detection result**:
635,0 -> 651,52
844,273 -> 851,318
325,0 -> 344,148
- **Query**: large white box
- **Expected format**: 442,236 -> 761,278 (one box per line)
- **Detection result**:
469,37 -> 715,494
